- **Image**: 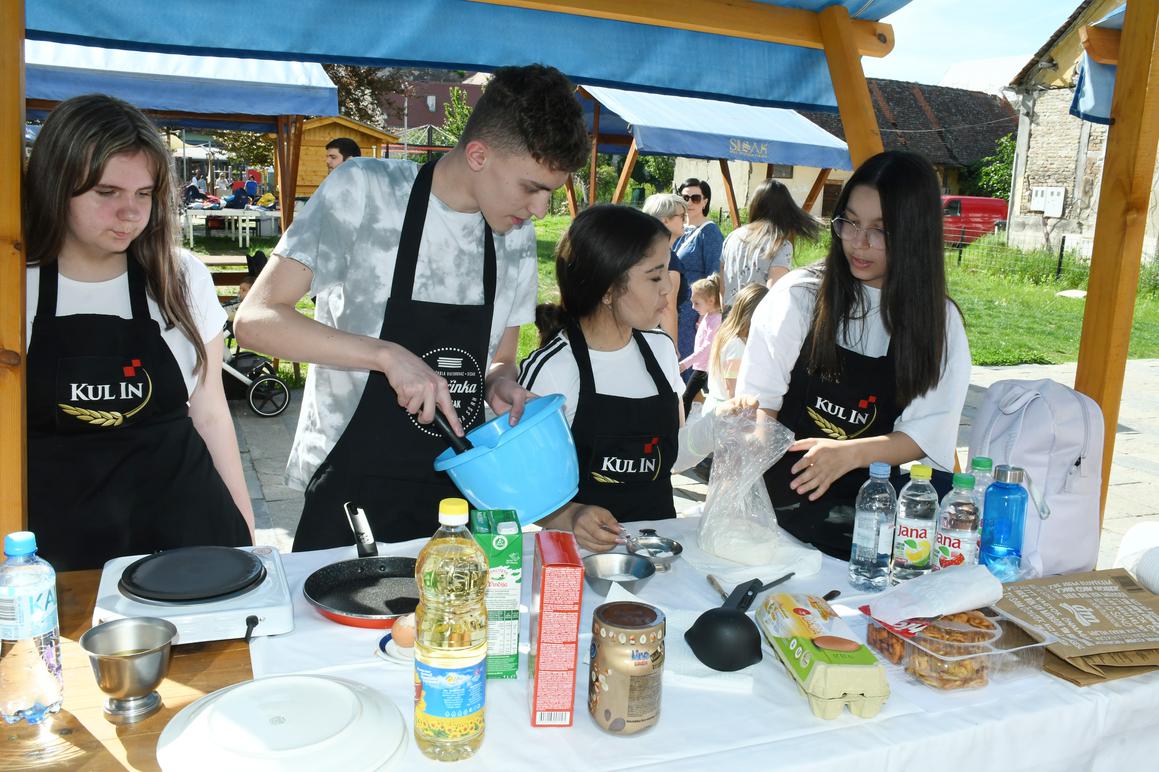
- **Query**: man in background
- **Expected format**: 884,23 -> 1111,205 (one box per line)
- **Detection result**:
325,137 -> 361,172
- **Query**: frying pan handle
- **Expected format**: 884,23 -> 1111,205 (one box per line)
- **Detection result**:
345,502 -> 378,558
433,409 -> 473,454
722,578 -> 763,612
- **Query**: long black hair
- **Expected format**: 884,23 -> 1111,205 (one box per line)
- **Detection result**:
807,151 -> 951,409
535,204 -> 670,342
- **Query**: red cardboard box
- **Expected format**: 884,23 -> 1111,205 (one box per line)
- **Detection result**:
528,530 -> 584,727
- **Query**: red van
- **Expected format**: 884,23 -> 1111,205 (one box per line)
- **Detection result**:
942,196 -> 1007,246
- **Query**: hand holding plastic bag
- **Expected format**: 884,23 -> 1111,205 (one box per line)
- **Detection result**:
697,406 -> 795,565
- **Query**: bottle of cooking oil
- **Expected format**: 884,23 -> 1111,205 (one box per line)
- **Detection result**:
414,498 -> 489,761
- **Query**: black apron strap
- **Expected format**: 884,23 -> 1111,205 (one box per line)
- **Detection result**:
36,258 -> 151,321
633,330 -> 672,396
390,160 -> 497,315
35,261 -> 58,321
126,257 -> 151,321
567,319 -> 597,396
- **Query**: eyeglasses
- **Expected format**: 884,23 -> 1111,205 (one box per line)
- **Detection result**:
832,217 -> 887,250
681,193 -> 704,203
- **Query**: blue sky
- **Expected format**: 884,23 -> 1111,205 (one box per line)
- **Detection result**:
862,0 -> 1080,85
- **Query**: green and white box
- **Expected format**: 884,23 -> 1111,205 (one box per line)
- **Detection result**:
470,509 -> 523,679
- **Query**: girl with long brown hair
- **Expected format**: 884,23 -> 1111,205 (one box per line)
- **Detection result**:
23,94 -> 253,570
738,151 -> 972,560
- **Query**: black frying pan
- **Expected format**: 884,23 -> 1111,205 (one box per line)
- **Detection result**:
301,503 -> 420,629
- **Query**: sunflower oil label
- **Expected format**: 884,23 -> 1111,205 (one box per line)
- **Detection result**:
414,655 -> 486,739
892,519 -> 933,569
935,528 -> 979,568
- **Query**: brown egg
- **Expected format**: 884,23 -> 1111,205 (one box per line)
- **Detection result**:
392,613 -> 417,648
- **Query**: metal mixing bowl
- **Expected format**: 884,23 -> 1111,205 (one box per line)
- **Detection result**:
79,617 -> 177,724
627,531 -> 684,572
582,553 -> 655,595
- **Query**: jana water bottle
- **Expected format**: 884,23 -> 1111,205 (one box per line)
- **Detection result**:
0,532 -> 64,725
980,465 -> 1028,582
933,473 -> 980,570
970,456 -> 995,526
414,498 -> 489,762
849,462 -> 898,591
889,464 -> 939,584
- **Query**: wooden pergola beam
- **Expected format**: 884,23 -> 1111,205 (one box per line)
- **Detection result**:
0,1 -> 25,540
718,159 -> 740,229
803,167 -> 831,212
1081,24 -> 1120,66
1074,0 -> 1159,520
589,99 -> 601,207
611,139 -> 639,204
819,5 -> 884,167
563,175 -> 578,217
472,0 -> 895,57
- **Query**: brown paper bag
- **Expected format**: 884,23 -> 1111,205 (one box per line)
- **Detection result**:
995,569 -> 1159,686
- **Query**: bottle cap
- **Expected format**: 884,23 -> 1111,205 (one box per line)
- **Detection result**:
437,498 -> 470,526
497,521 -> 519,536
868,461 -> 891,478
994,465 -> 1025,484
952,472 -> 975,489
3,531 -> 37,557
970,456 -> 993,471
909,464 -> 932,481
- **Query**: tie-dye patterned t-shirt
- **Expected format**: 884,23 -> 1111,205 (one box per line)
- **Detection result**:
274,158 -> 537,490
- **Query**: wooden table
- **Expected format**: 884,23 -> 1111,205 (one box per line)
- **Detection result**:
1,572 -> 252,771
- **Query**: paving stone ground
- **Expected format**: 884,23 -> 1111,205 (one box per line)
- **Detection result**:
231,360 -> 1159,568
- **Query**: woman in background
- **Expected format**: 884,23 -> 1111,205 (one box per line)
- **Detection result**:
642,192 -> 689,347
673,178 -> 723,369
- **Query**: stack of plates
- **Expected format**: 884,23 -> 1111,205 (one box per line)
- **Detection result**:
157,675 -> 407,771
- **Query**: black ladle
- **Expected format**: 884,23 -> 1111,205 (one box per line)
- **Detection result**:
431,408 -> 473,454
684,578 -> 764,672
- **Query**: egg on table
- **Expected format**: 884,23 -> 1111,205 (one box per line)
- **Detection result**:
391,613 -> 416,649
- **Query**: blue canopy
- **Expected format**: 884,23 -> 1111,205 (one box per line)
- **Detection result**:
582,85 -> 851,170
25,40 -> 338,131
25,0 -> 912,112
1070,5 -> 1125,125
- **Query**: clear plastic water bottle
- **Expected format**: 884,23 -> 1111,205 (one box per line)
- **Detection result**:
980,465 -> 1028,582
849,462 -> 897,591
0,532 -> 63,725
889,464 -> 939,584
970,456 -> 994,525
414,498 -> 489,761
933,473 -> 980,570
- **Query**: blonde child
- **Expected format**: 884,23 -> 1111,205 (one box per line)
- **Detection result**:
705,282 -> 768,413
679,274 -> 723,414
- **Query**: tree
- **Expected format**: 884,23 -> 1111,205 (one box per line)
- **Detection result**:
441,86 -> 473,144
971,132 -> 1015,199
322,64 -> 408,126
640,155 -> 676,191
207,130 -> 274,168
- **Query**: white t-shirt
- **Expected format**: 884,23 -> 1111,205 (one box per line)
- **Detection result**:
517,328 -> 684,426
720,224 -> 793,307
275,158 -> 538,490
737,269 -> 971,471
25,252 -> 226,399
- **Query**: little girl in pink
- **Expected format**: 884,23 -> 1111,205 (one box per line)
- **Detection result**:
679,275 -> 723,414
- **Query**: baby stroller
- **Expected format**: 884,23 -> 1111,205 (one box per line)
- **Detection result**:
222,320 -> 291,417
220,250 -> 290,417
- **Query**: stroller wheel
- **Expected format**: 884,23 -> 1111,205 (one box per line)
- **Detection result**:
248,375 -> 290,417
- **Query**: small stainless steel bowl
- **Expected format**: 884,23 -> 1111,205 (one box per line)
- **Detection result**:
79,617 -> 177,724
627,533 -> 683,572
582,553 -> 655,596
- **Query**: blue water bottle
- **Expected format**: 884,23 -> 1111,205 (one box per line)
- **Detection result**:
979,465 -> 1028,582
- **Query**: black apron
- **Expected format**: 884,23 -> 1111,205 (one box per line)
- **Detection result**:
763,333 -> 901,560
570,322 -> 679,523
296,160 -> 496,550
27,259 -> 250,572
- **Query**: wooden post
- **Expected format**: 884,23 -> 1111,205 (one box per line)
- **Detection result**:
1074,0 -> 1159,522
563,175 -> 578,217
718,159 -> 741,228
611,139 -> 639,204
818,5 -> 884,167
276,115 -> 304,229
589,100 -> 601,207
803,168 -> 831,212
0,1 -> 26,537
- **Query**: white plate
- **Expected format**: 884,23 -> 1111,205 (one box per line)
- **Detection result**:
376,638 -> 414,665
157,674 -> 406,771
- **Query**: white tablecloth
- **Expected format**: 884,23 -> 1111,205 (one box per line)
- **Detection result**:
250,518 -> 1159,771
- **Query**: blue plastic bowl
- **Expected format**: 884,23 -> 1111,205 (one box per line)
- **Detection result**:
433,394 -> 578,527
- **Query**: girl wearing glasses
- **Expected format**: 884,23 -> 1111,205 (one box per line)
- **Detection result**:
673,178 -> 724,371
737,151 -> 971,560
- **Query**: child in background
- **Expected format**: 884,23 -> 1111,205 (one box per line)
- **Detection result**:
704,282 -> 768,413
679,275 -> 723,415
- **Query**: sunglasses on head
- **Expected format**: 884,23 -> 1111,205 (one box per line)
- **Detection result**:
681,193 -> 703,203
